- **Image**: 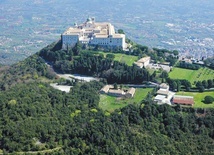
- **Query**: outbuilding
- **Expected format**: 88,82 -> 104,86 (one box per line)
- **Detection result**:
108,89 -> 125,97
125,87 -> 136,98
173,95 -> 194,106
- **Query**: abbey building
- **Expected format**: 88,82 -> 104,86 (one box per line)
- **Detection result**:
61,17 -> 126,49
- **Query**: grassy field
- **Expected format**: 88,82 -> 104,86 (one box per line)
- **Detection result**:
99,88 -> 153,112
176,91 -> 214,108
98,52 -> 138,66
169,67 -> 214,84
113,53 -> 138,66
83,50 -> 138,66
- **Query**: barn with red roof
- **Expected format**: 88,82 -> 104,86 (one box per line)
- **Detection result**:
173,95 -> 194,106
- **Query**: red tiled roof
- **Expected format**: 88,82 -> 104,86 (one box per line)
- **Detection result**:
173,97 -> 194,105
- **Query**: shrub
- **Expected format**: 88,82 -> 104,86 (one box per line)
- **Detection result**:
204,96 -> 214,104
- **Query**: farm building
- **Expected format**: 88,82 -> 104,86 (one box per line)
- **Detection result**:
134,56 -> 150,68
100,85 -> 136,98
100,85 -> 113,94
172,95 -> 194,106
157,89 -> 169,97
154,83 -> 175,105
154,95 -> 166,104
108,89 -> 125,97
125,88 -> 136,98
147,63 -> 171,72
160,83 -> 169,90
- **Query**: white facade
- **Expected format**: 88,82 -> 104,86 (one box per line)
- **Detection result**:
134,57 -> 151,68
62,18 -> 126,49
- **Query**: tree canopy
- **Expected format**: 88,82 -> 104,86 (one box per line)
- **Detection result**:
0,81 -> 214,154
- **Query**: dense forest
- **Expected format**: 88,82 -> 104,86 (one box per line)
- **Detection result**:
0,81 -> 214,154
0,54 -> 55,91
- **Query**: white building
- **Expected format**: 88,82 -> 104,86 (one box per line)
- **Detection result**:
160,83 -> 169,90
134,56 -> 151,68
100,85 -> 136,98
62,17 -> 126,50
125,87 -> 136,98
154,83 -> 175,105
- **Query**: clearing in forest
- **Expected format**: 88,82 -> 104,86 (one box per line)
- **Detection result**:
98,52 -> 138,66
169,67 -> 214,85
99,88 -> 152,112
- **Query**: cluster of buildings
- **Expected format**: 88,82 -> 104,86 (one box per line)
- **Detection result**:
60,18 -> 196,106
100,85 -> 136,98
147,63 -> 172,72
61,17 -> 126,50
134,56 -> 172,73
154,83 -> 194,106
154,83 -> 175,105
100,83 -> 195,107
180,57 -> 205,66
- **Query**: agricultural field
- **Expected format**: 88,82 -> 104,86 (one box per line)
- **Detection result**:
169,67 -> 214,85
176,91 -> 214,108
99,88 -> 153,112
98,52 -> 138,66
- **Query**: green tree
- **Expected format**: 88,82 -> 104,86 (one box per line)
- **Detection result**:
72,42 -> 82,56
202,80 -> 208,89
171,81 -> 177,91
118,29 -> 125,34
114,83 -> 118,89
173,50 -> 179,56
196,81 -> 202,88
204,96 -> 214,104
207,79 -> 213,88
176,80 -> 181,92
106,54 -> 115,60
160,71 -> 168,79
199,86 -> 205,92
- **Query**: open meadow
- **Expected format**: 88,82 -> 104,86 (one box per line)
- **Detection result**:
98,52 -> 138,66
177,91 -> 214,108
99,88 -> 153,112
169,67 -> 214,85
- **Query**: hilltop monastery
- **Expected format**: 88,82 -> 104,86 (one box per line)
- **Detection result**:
61,17 -> 126,49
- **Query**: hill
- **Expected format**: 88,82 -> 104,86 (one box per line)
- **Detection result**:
0,54 -> 55,90
0,42 -> 214,154
1,81 -> 214,154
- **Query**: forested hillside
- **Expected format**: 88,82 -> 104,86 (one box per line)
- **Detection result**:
0,54 -> 55,91
0,41 -> 213,154
0,81 -> 214,154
